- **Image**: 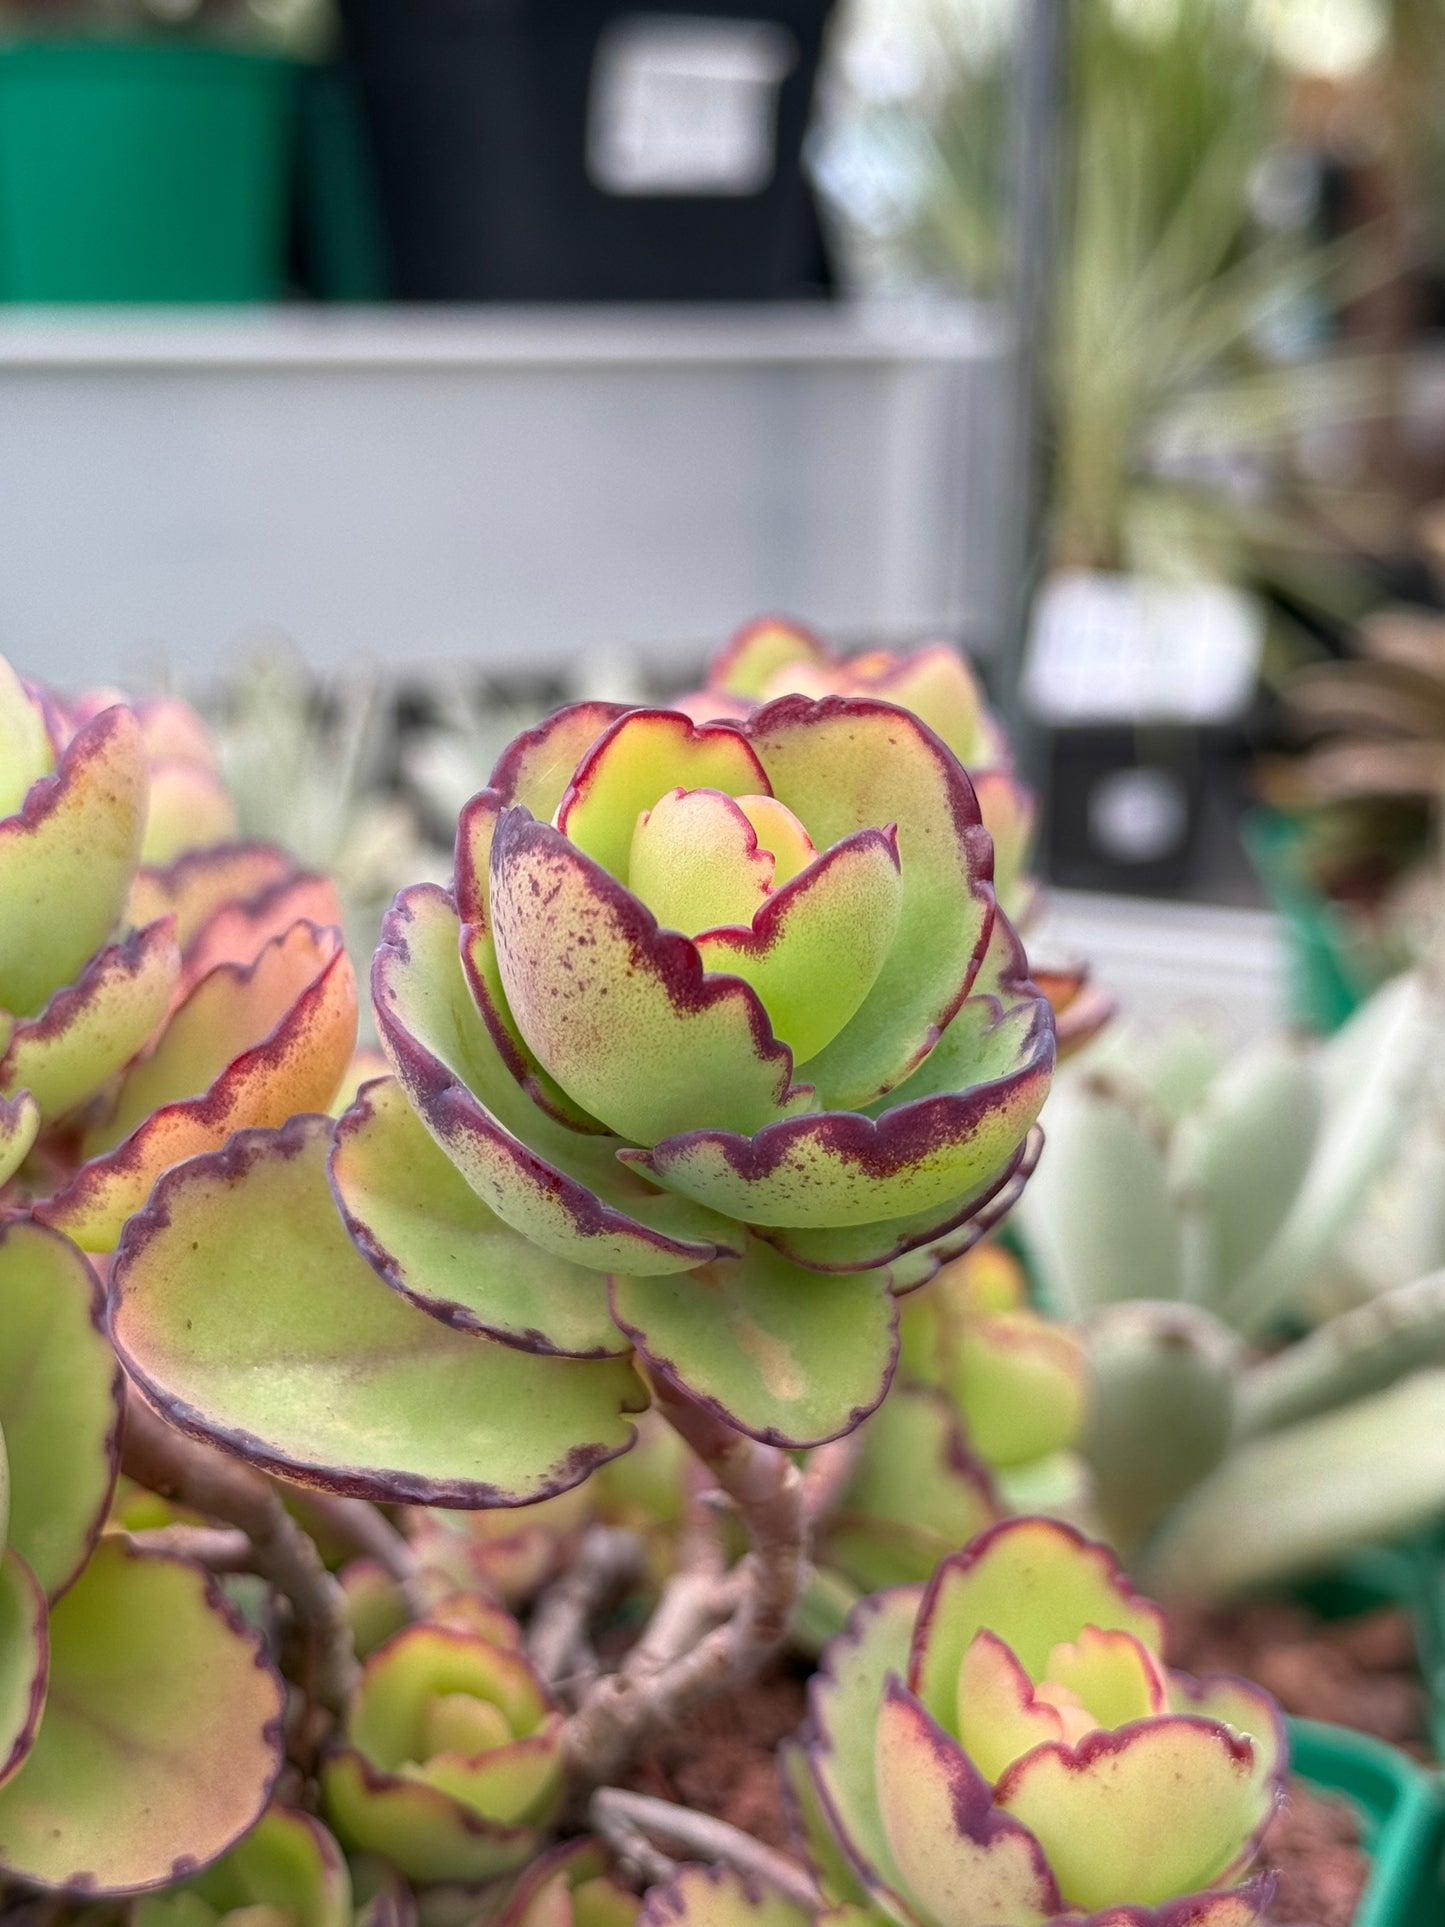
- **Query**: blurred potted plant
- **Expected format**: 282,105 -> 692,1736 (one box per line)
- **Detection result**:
0,0 -> 330,299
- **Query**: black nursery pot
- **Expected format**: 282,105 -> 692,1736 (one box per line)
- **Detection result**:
335,0 -> 837,300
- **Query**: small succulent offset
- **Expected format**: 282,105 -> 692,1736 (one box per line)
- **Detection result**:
112,661 -> 1055,1469
783,1517 -> 1283,1926
814,1247 -> 1089,1603
1019,975 -> 1445,1593
323,1604 -> 564,1884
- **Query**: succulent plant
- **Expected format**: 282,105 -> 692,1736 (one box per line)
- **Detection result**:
322,1609 -> 564,1884
1018,974 -> 1445,1592
110,680 -> 1054,1464
783,1518 -> 1283,1925
494,1837 -> 640,1927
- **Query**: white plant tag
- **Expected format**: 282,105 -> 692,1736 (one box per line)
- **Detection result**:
1024,570 -> 1265,726
587,15 -> 797,197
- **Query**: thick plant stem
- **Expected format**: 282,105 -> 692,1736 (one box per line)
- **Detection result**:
563,1378 -> 809,1790
122,1393 -> 360,1712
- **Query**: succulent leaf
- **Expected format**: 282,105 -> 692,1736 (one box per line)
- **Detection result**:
0,1538 -> 284,1894
0,1091 -> 40,1189
0,919 -> 180,1121
331,1076 -> 625,1358
0,1218 -> 120,1597
0,706 -> 149,1018
610,1240 -> 898,1447
0,1548 -> 47,1789
108,1116 -> 647,1505
375,883 -> 737,1274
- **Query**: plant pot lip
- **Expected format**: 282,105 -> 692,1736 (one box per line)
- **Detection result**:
0,36 -> 304,74
1288,1717 -> 1445,1927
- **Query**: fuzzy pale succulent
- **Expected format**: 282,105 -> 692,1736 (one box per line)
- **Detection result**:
783,1518 -> 1284,1927
110,662 -> 1055,1481
1018,975 -> 1445,1592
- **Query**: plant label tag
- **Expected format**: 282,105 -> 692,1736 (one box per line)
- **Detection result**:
1023,570 -> 1264,726
587,15 -> 797,197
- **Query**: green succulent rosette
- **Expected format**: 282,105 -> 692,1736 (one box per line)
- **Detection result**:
329,694 -> 1053,1448
322,1614 -> 564,1884
784,1518 -> 1285,1927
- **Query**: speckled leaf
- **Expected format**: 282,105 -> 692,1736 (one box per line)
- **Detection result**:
331,1077 -> 623,1357
109,1116 -> 646,1505
0,1218 -> 120,1597
0,919 -> 179,1121
0,707 -> 148,1017
0,1549 -> 46,1789
994,1718 -> 1272,1912
490,814 -> 808,1144
127,843 -> 297,954
0,1538 -> 284,1895
626,1037 -> 1048,1233
694,829 -> 904,1064
610,1240 -> 897,1447
803,1584 -> 923,1915
555,710 -> 771,883
741,697 -> 995,1108
909,1520 -> 1165,1724
40,924 -> 357,1251
375,884 -> 738,1273
755,1138 -> 1032,1274
873,1677 -> 1060,1927
488,702 -> 633,825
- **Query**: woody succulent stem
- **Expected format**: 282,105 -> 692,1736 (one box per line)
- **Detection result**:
121,1392 -> 360,1713
562,1378 -> 810,1791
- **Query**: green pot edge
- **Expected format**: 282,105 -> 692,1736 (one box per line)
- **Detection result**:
1290,1717 -> 1445,1927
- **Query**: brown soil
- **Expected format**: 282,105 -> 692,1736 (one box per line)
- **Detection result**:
1264,1778 -> 1370,1927
1168,1599 -> 1427,1754
623,1666 -> 810,1848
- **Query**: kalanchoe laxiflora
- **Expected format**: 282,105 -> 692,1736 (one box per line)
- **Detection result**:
784,1518 -> 1284,1926
322,1608 -> 565,1884
316,686 -> 1056,1448
0,1215 -> 284,1892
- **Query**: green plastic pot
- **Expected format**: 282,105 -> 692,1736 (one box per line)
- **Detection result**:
1292,1531 -> 1445,1765
1241,807 -> 1376,1035
1291,1719 -> 1445,1927
0,40 -> 300,301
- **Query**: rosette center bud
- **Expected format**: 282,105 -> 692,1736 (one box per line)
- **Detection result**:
628,788 -> 818,937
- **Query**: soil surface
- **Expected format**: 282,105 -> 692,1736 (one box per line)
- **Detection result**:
1168,1599 -> 1427,1754
623,1665 -> 810,1848
1264,1778 -> 1369,1927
